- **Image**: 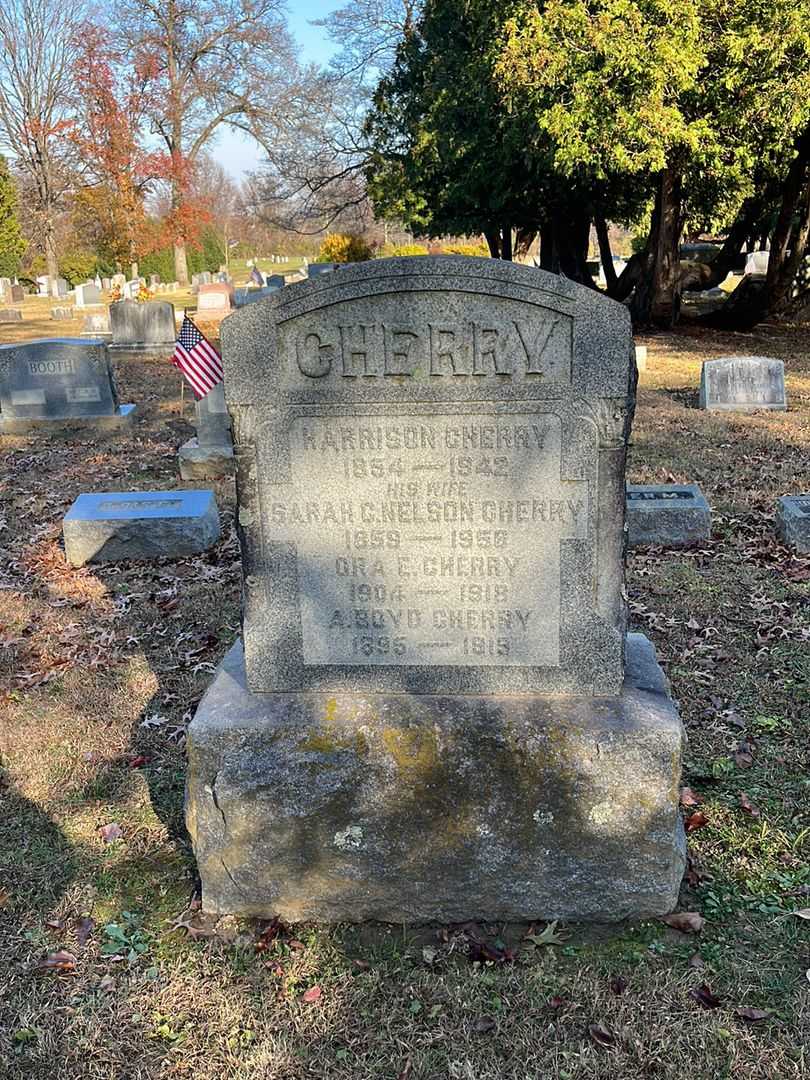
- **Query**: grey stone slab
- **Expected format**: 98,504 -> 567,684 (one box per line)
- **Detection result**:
81,314 -> 111,337
264,274 -> 285,288
178,438 -> 235,479
63,489 -> 220,566
234,286 -> 282,308
307,262 -> 337,277
51,307 -> 73,321
220,256 -> 635,697
109,299 -> 176,346
699,356 -> 786,412
197,283 -> 233,312
195,382 -> 233,448
626,483 -> 711,548
0,338 -> 123,422
776,495 -> 810,554
186,632 -> 685,923
75,283 -> 102,307
1,404 -> 137,436
0,309 -> 22,322
635,345 -> 647,372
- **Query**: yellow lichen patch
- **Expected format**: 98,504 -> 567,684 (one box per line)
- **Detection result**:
381,726 -> 440,773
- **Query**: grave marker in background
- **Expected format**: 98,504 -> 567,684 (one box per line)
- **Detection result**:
0,338 -> 137,434
776,495 -> 810,554
699,355 -> 787,412
178,382 -> 235,479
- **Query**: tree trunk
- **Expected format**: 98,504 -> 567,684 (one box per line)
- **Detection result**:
174,240 -> 189,286
514,227 -> 538,260
484,228 -> 501,258
44,213 -> 58,282
700,184 -> 778,289
594,212 -> 617,291
766,127 -> 810,313
539,223 -> 555,271
501,223 -> 513,261
557,212 -> 596,287
630,166 -> 683,327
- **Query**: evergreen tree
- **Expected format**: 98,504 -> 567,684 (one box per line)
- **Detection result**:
0,155 -> 25,278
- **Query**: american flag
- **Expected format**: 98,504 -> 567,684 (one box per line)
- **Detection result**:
172,315 -> 224,398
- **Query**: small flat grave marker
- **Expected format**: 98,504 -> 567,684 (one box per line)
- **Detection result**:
626,484 -> 711,548
63,489 -> 220,566
776,495 -> 810,554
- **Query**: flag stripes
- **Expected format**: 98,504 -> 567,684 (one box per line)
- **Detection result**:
172,315 -> 224,398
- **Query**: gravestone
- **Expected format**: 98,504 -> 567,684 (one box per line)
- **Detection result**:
0,309 -> 22,323
51,277 -> 68,299
178,382 -> 235,479
626,484 -> 711,548
9,284 -> 24,302
81,313 -> 111,337
0,338 -> 137,434
51,307 -> 73,321
149,274 -> 161,287
102,277 -> 111,291
776,495 -> 810,554
111,273 -> 126,292
699,355 -> 786,412
197,282 -> 233,313
63,489 -> 220,566
635,345 -> 647,372
307,262 -> 336,278
36,276 -> 50,296
264,274 -> 285,289
124,279 -> 141,300
745,250 -> 769,276
185,256 -> 686,924
234,285 -> 282,308
109,299 -> 176,356
0,277 -> 10,298
75,282 -> 102,308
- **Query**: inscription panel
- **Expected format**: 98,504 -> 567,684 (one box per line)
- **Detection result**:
627,489 -> 693,502
28,357 -> 75,376
98,498 -> 184,512
66,386 -> 102,403
267,412 -> 587,667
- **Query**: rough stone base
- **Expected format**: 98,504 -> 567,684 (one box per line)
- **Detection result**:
776,495 -> 810,554
1,404 -> 137,436
108,343 -> 176,360
178,437 -> 235,480
186,634 -> 686,924
626,484 -> 711,548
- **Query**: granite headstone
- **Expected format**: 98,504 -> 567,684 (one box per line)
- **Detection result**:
699,356 -> 787,412
63,490 -> 220,565
776,495 -> 810,554
75,282 -> 102,308
0,309 -> 22,323
178,382 -> 235,479
109,299 -> 176,353
185,257 -> 686,924
626,483 -> 711,548
0,338 -> 136,433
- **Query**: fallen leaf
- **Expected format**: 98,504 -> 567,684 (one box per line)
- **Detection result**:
45,917 -> 66,931
99,822 -> 123,843
739,793 -> 760,817
422,945 -> 438,965
680,787 -> 702,807
397,1057 -> 412,1080
288,939 -> 305,952
36,950 -> 77,974
469,938 -> 514,963
352,958 -> 370,971
255,917 -> 287,951
610,975 -> 628,995
549,996 -> 566,1009
662,912 -> 705,934
98,974 -> 116,993
588,1024 -> 619,1049
0,888 -> 10,909
685,811 -> 709,833
690,984 -> 722,1009
473,1016 -> 496,1034
688,953 -> 706,969
129,755 -> 150,768
76,917 -> 95,946
302,985 -> 323,1004
734,1007 -> 771,1023
525,921 -> 567,947
791,909 -> 810,920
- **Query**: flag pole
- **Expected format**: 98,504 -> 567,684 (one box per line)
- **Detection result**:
178,307 -> 187,415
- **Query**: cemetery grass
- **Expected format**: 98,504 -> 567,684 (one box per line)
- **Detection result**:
1,322 -> 809,1079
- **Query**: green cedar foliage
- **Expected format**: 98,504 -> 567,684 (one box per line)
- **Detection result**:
0,156 -> 25,278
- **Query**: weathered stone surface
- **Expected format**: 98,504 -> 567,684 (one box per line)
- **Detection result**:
63,489 -> 220,566
626,484 -> 711,548
186,633 -> 685,923
109,299 -> 176,348
82,313 -> 111,336
699,355 -> 786,412
51,307 -> 73,321
0,308 -> 22,322
0,338 -> 134,433
635,345 -> 647,372
178,439 -> 235,479
220,256 -> 635,697
178,383 -> 235,478
776,495 -> 810,554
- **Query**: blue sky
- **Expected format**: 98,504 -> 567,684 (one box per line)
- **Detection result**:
216,0 -> 343,179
